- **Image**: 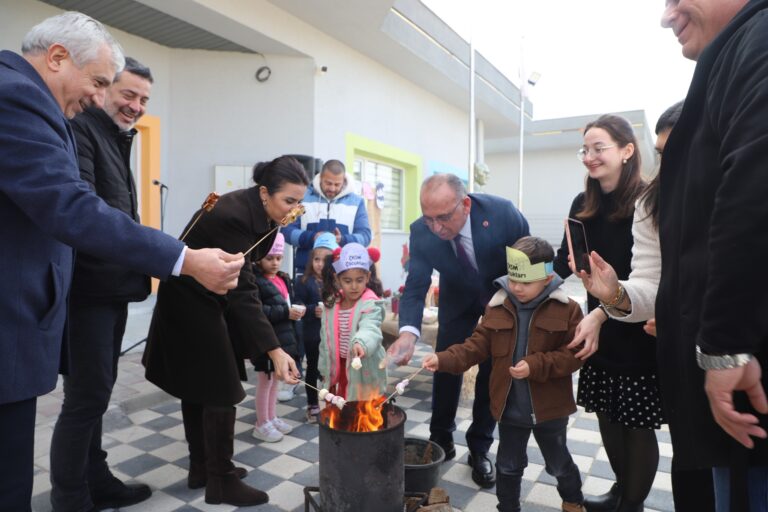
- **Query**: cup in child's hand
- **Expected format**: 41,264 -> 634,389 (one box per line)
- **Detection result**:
292,304 -> 306,314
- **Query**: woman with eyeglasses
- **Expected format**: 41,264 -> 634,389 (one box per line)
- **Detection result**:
553,114 -> 661,512
566,105 -> 718,512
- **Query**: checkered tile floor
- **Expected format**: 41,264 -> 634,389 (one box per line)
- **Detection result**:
31,342 -> 675,511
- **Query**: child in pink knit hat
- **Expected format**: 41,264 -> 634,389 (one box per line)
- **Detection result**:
250,232 -> 305,442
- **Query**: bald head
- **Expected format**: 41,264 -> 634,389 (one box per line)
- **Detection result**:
420,173 -> 470,240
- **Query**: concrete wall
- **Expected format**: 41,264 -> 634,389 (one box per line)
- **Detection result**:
0,0 -> 471,292
0,0 -> 316,240
163,51 -> 315,236
181,0 -> 469,290
485,148 -> 585,248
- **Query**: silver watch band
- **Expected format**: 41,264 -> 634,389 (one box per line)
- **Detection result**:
695,346 -> 752,370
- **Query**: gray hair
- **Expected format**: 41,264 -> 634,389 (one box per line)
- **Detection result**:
22,11 -> 124,72
421,173 -> 467,200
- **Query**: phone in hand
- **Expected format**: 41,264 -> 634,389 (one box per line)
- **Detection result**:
318,218 -> 337,233
565,218 -> 591,274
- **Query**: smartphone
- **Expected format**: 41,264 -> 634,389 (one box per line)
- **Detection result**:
318,218 -> 337,233
565,218 -> 591,274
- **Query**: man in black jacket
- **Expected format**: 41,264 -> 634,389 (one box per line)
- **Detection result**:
49,57 -> 155,512
658,1 -> 768,510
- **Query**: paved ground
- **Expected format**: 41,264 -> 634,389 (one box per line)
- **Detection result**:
30,286 -> 675,512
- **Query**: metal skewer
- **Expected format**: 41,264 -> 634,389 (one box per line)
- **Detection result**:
377,366 -> 426,408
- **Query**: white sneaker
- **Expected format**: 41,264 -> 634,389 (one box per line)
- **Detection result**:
252,422 -> 283,442
277,382 -> 296,402
270,417 -> 293,434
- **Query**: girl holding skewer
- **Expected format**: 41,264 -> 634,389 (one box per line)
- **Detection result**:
318,243 -> 387,401
142,156 -> 308,507
250,233 -> 303,442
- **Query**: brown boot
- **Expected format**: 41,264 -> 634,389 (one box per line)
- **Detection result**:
203,406 -> 268,506
183,401 -> 249,489
188,461 -> 248,489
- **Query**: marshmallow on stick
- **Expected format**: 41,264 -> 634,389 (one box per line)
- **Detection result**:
180,192 -> 220,241
378,367 -> 425,408
279,203 -> 306,226
243,204 -> 306,257
351,357 -> 362,370
395,378 -> 410,395
321,391 -> 346,409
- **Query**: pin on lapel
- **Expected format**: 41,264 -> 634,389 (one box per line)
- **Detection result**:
482,220 -> 489,228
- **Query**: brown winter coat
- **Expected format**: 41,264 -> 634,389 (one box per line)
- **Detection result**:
143,187 -> 280,406
437,287 -> 583,424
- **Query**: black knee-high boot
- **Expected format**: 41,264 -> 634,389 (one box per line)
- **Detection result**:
584,413 -> 623,511
183,401 -> 247,490
182,401 -> 207,489
615,426 -> 658,512
203,406 -> 267,506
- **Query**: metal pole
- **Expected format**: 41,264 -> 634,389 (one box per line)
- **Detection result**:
517,37 -> 525,212
468,37 -> 476,193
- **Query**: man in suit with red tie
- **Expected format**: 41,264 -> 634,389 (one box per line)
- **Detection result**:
388,173 -> 529,488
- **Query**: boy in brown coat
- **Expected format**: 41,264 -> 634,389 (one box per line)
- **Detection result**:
423,236 -> 585,512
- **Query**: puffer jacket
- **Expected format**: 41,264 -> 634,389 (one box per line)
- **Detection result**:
251,266 -> 298,372
282,172 -> 371,271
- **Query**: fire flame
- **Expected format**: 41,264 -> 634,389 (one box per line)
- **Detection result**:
322,394 -> 388,432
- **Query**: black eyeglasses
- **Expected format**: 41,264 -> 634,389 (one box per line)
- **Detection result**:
422,199 -> 462,228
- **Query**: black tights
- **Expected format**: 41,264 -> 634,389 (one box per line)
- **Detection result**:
597,412 -> 659,511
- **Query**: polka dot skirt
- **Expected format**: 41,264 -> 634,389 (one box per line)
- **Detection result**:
576,363 -> 665,429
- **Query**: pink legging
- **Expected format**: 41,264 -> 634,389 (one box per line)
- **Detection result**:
254,372 -> 279,427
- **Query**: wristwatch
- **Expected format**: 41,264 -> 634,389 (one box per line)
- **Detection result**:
695,345 -> 752,370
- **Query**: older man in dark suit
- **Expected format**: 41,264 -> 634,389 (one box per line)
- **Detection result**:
388,173 -> 529,488
657,1 -> 768,509
0,12 -> 243,510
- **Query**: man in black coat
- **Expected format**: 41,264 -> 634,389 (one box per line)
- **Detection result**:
49,57 -> 156,512
658,1 -> 768,509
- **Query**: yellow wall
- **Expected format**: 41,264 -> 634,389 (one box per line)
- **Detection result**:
344,132 -> 423,232
135,114 -> 162,291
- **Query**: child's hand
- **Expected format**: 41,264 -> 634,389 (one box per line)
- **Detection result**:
509,360 -> 530,379
315,306 -> 323,318
288,306 -> 304,320
422,354 -> 439,372
352,343 -> 366,358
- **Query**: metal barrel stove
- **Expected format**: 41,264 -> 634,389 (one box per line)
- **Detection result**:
318,402 -> 406,512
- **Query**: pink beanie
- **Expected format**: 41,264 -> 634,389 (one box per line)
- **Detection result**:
267,232 -> 285,256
